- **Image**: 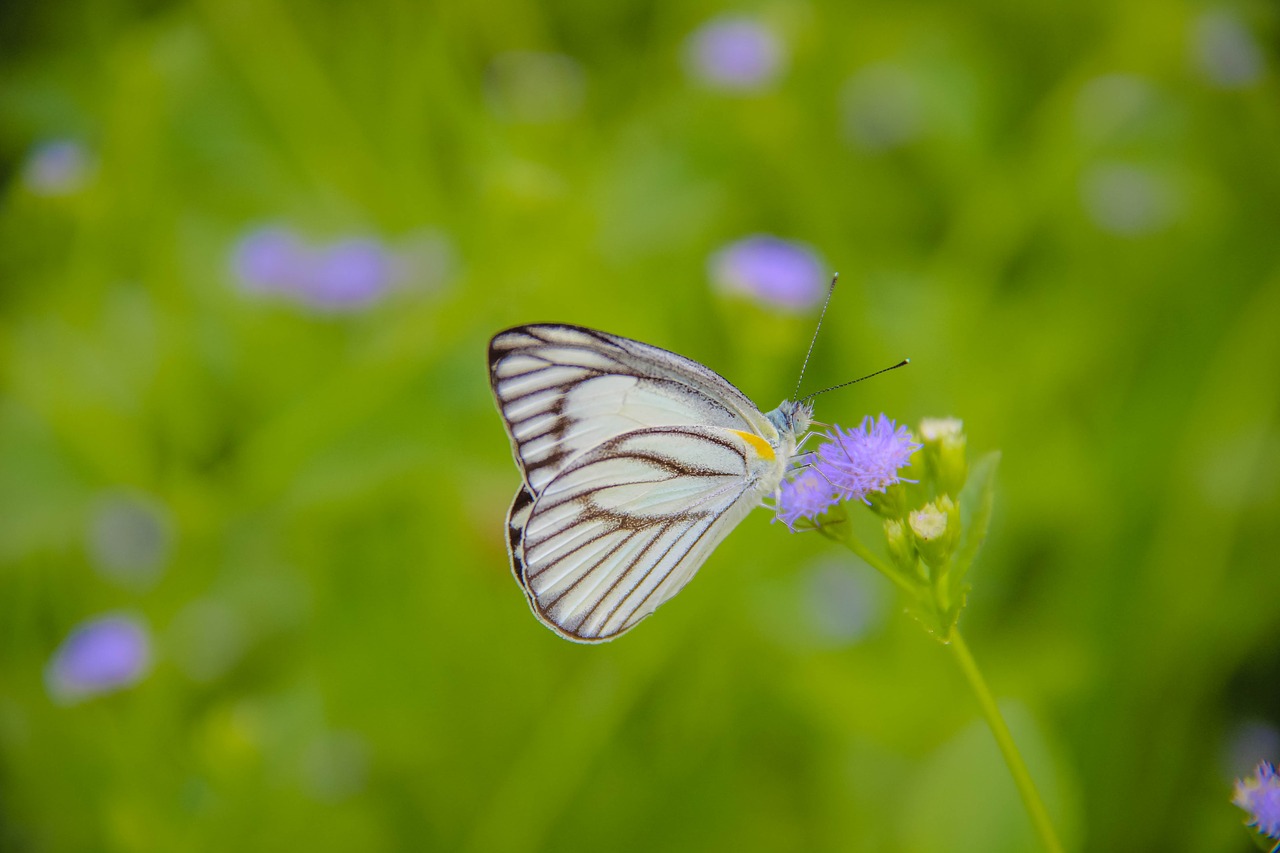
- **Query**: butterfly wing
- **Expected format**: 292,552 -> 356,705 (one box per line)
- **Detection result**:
489,324 -> 773,493
510,425 -> 770,642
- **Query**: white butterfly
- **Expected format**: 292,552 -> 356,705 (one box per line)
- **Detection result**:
489,323 -> 813,643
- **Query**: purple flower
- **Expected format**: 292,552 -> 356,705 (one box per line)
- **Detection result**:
685,15 -> 784,91
46,614 -> 152,703
231,226 -> 309,294
1235,761 -> 1280,840
231,227 -> 398,312
814,415 -> 920,502
22,139 -> 92,196
303,239 -> 393,311
775,466 -> 840,530
710,235 -> 826,311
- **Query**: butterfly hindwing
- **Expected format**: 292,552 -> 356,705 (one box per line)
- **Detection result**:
511,426 -> 764,642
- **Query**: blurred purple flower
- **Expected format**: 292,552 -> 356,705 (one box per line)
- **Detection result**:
22,139 -> 92,196
814,415 -> 920,503
1080,163 -> 1176,236
47,614 -> 151,703
685,15 -> 784,91
231,227 -> 404,312
231,226 -> 309,294
1192,10 -> 1263,89
775,466 -> 840,530
87,490 -> 172,590
710,235 -> 826,311
303,239 -> 394,311
1235,761 -> 1280,840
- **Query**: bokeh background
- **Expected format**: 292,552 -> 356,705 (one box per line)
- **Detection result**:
2,0 -> 1278,850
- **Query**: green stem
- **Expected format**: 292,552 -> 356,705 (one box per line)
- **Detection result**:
949,631 -> 1064,853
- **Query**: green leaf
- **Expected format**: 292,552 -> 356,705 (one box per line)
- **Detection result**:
949,450 -> 1001,596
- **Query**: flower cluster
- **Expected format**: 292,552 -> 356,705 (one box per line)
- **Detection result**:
774,415 -> 919,531
775,415 -> 989,641
1235,761 -> 1280,842
769,412 -> 1056,843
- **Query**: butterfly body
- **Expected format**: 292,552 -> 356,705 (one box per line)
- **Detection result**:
490,323 -> 812,643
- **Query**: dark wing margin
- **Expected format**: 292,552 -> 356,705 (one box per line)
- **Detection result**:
488,324 -> 766,494
506,483 -> 536,588
506,426 -> 762,643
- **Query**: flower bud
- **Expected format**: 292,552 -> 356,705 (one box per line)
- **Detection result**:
919,417 -> 967,497
908,495 -> 960,569
883,518 -> 917,573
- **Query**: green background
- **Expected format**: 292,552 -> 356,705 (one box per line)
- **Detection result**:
2,0 -> 1278,850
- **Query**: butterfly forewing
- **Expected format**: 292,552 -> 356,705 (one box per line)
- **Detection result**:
489,324 -> 771,493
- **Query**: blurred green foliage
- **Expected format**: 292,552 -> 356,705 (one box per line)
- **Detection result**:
2,0 -> 1279,850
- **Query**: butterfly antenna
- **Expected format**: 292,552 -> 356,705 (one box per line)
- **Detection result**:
802,358 -> 911,403
793,273 -> 839,400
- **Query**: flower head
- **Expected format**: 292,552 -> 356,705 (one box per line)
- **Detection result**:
909,495 -> 960,568
774,466 -> 840,530
231,226 -> 309,294
1235,761 -> 1280,840
909,503 -> 948,541
919,416 -> 968,496
883,518 -> 916,570
814,415 -> 920,502
46,614 -> 151,703
710,235 -> 826,311
919,417 -> 964,443
304,238 -> 394,311
684,16 -> 784,91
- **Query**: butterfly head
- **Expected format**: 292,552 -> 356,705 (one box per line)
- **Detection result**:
767,399 -> 814,441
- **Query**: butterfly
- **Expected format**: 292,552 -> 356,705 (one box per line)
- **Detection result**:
489,323 -> 815,643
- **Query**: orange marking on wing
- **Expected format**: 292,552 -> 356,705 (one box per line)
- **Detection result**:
730,430 -> 776,461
